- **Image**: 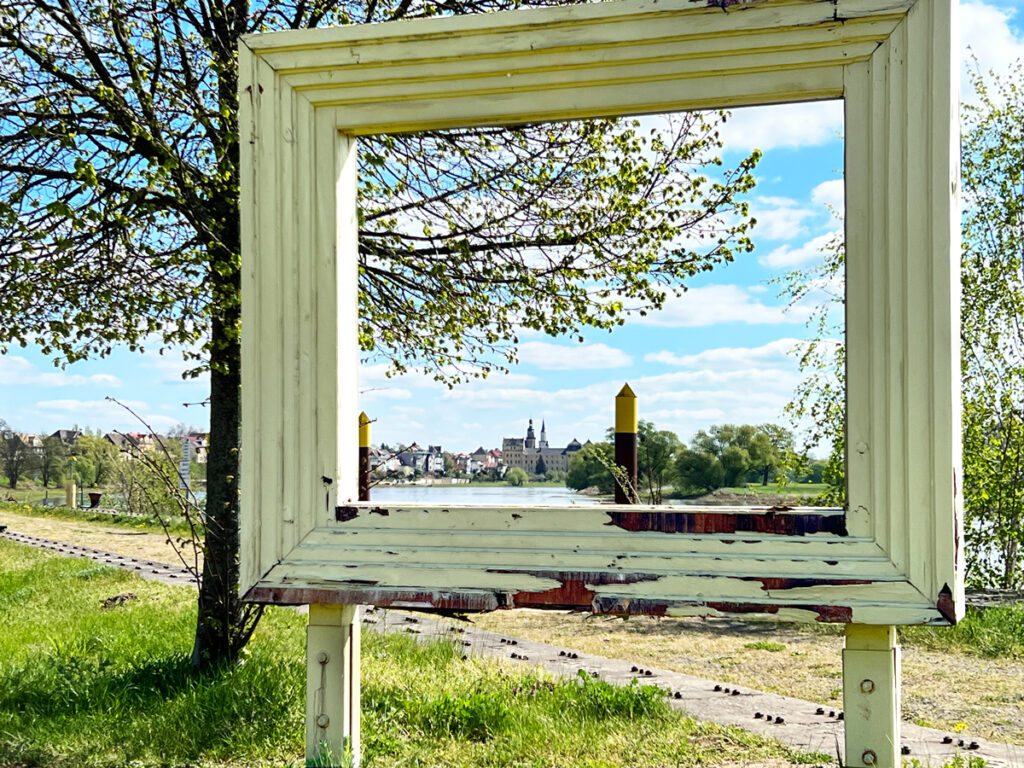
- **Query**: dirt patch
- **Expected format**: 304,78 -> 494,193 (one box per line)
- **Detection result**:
472,609 -> 1024,745
0,510 -> 199,571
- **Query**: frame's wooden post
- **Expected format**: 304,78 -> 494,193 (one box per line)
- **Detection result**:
843,624 -> 900,768
358,412 -> 371,502
614,383 -> 638,504
307,604 -> 361,768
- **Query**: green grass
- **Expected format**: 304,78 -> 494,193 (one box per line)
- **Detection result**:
899,604 -> 1024,658
0,540 -> 826,768
0,485 -> 69,505
743,641 -> 788,652
664,483 -> 831,501
800,603 -> 1024,659
0,500 -> 193,536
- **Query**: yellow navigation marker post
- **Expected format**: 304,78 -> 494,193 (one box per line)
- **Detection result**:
358,412 -> 371,502
614,384 -> 638,504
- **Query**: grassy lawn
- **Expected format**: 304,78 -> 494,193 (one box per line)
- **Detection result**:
475,606 -> 1024,746
0,540 -> 826,768
1,485 -> 94,505
0,500 -> 192,536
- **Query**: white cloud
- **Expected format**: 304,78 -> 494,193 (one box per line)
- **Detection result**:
31,398 -> 181,431
811,179 -> 844,216
750,197 -> 816,240
141,345 -> 208,386
645,338 -> 804,369
760,229 -> 842,269
359,363 -> 536,393
719,100 -> 844,151
961,1 -> 1024,102
360,387 -> 412,401
516,341 -> 632,370
0,356 -> 121,388
630,285 -> 806,327
441,387 -> 549,407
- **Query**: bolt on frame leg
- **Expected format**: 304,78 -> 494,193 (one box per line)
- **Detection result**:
843,624 -> 900,768
307,604 -> 361,767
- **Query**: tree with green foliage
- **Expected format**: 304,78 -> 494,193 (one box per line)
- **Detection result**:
0,0 -> 758,667
690,423 -> 792,486
959,63 -> 1024,590
442,451 -> 456,477
505,467 -> 528,487
566,442 -> 616,495
636,421 -> 680,504
38,434 -> 67,488
73,433 -> 120,487
534,455 -> 547,477
0,421 -> 36,489
778,65 -> 1024,588
719,445 -> 750,487
674,447 -> 723,493
775,229 -> 845,504
749,424 -> 793,487
598,420 -> 680,502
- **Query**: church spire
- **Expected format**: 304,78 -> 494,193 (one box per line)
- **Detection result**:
539,420 -> 548,448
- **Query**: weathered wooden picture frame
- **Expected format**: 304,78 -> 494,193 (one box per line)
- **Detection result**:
238,0 -> 961,628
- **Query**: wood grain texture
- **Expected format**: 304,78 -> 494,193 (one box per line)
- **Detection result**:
238,0 -> 961,626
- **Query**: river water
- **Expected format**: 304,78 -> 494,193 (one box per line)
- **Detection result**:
369,484 -> 601,506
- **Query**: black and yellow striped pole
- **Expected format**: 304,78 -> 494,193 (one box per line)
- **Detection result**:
614,384 -> 638,504
359,412 -> 371,502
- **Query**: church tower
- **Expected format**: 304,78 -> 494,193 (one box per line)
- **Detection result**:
539,420 -> 549,449
525,419 -> 536,449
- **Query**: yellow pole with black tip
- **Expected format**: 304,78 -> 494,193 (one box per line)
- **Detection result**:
614,384 -> 638,504
359,412 -> 371,502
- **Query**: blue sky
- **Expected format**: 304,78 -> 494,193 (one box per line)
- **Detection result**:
3,1 -> 1024,453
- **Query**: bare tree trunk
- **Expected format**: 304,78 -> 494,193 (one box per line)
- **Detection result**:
191,178 -> 247,667
192,298 -> 242,668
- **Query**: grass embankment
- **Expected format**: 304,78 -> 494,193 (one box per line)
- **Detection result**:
0,500 -> 191,536
476,605 -> 1024,746
0,540 -> 824,768
665,484 -> 832,502
0,485 -> 83,505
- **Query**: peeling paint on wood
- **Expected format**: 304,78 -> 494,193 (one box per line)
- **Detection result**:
604,509 -> 848,536
936,583 -> 956,624
240,0 -> 962,630
248,499 -> 948,624
491,569 -> 662,609
335,507 -> 358,522
246,585 -> 501,611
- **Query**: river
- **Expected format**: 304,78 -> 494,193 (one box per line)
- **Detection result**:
369,484 -> 601,506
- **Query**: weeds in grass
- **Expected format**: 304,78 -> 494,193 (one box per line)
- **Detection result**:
798,603 -> 1024,659
899,604 -> 1024,658
743,641 -> 788,652
1,540 -> 823,768
908,756 -> 989,768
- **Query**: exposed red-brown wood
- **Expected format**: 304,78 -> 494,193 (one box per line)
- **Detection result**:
604,510 -> 847,536
489,570 -> 661,609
